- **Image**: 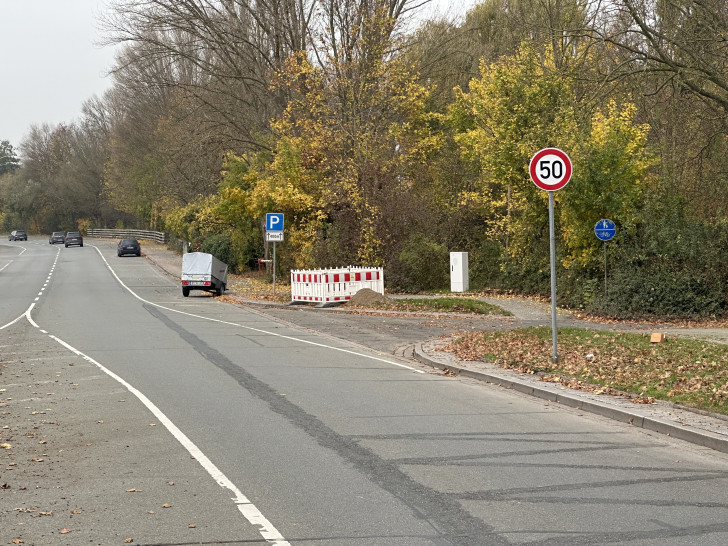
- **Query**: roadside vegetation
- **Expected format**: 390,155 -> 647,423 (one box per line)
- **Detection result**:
227,273 -> 510,315
3,0 -> 728,319
442,327 -> 728,415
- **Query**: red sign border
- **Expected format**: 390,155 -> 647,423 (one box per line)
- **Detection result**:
529,148 -> 572,191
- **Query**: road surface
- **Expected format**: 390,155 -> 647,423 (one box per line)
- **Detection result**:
2,238 -> 728,545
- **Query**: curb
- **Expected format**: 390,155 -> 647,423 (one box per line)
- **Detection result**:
413,343 -> 728,454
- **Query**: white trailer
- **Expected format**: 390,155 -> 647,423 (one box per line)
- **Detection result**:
181,252 -> 228,297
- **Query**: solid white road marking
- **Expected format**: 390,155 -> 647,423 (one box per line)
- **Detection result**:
11,244 -> 292,544
91,245 -> 425,374
48,333 -> 290,545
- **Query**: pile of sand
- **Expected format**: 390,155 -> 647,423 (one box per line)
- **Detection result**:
348,288 -> 390,306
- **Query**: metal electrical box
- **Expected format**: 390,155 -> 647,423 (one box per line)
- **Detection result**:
450,252 -> 469,292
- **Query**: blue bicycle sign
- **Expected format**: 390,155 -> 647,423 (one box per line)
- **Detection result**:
594,219 -> 616,241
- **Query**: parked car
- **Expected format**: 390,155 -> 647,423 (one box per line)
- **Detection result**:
117,238 -> 141,257
64,231 -> 83,247
49,231 -> 65,244
8,230 -> 27,241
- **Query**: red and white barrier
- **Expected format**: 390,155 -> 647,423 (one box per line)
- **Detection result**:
290,266 -> 384,303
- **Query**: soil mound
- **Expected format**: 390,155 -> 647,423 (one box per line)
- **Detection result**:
348,288 -> 390,307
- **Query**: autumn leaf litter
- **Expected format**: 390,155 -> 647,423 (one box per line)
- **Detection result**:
440,326 -> 728,414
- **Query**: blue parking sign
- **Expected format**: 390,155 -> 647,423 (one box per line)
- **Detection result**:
266,213 -> 284,232
594,218 -> 616,241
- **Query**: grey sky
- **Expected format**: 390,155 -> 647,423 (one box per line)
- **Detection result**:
0,0 -> 473,152
0,0 -> 117,149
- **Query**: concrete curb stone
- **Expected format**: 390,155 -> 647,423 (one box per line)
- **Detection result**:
134,240 -> 728,454
413,340 -> 728,454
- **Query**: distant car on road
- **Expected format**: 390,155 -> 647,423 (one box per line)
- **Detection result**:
49,231 -> 65,244
117,238 -> 141,257
8,230 -> 27,241
64,231 -> 83,247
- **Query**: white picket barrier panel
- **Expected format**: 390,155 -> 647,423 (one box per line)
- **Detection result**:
290,266 -> 384,303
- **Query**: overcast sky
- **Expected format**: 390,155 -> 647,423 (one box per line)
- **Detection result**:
0,0 -> 473,152
0,0 -> 117,149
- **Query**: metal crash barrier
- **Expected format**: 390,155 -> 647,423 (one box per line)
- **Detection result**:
88,229 -> 166,244
290,266 -> 384,303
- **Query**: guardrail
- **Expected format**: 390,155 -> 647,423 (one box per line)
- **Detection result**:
290,266 -> 384,303
87,229 -> 166,244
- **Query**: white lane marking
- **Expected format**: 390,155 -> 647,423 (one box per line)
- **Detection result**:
16,244 -> 291,544
0,261 -> 12,271
47,332 -> 290,545
0,314 -> 25,330
25,303 -> 39,328
91,245 -> 425,374
0,247 -> 60,329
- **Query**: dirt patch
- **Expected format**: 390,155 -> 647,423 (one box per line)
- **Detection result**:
348,288 -> 390,307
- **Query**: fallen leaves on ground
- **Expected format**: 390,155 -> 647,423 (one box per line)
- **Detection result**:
225,274 -> 291,303
440,327 -> 728,414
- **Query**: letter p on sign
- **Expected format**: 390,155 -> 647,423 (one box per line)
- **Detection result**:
266,213 -> 284,232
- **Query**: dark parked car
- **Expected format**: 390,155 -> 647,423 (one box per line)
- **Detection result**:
8,230 -> 27,241
49,231 -> 65,244
117,238 -> 141,257
65,231 -> 83,247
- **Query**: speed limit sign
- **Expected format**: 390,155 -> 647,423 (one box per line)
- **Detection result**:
529,148 -> 572,191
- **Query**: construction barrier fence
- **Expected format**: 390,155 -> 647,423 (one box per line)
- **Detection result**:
290,266 -> 384,303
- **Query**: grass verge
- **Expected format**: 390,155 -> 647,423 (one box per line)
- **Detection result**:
351,297 -> 511,315
441,327 -> 728,415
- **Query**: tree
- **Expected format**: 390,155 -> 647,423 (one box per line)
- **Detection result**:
103,0 -> 316,153
560,101 -> 654,268
604,0 -> 728,128
452,41 -> 578,277
0,140 -> 20,176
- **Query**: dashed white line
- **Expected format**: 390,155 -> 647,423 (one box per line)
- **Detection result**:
12,243 -> 291,545
11,241 -> 424,545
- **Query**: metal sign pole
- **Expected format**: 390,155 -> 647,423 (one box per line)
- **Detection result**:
604,241 -> 608,298
529,148 -> 571,364
273,241 -> 277,295
549,191 -> 558,363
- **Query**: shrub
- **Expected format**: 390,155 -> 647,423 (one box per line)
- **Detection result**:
389,233 -> 449,293
201,233 -> 234,270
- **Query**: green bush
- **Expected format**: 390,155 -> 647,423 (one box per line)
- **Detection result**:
590,264 -> 724,318
565,214 -> 728,318
201,233 -> 234,270
389,233 -> 449,293
468,239 -> 506,291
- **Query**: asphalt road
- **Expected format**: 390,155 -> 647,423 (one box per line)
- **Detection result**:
2,238 -> 728,545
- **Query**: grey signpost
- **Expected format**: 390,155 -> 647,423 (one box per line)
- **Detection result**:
529,148 -> 573,363
594,218 -> 616,297
265,213 -> 284,294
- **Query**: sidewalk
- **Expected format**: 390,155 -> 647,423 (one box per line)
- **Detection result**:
137,240 -> 728,453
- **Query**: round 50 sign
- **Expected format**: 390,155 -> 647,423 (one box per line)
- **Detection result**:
529,148 -> 572,191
